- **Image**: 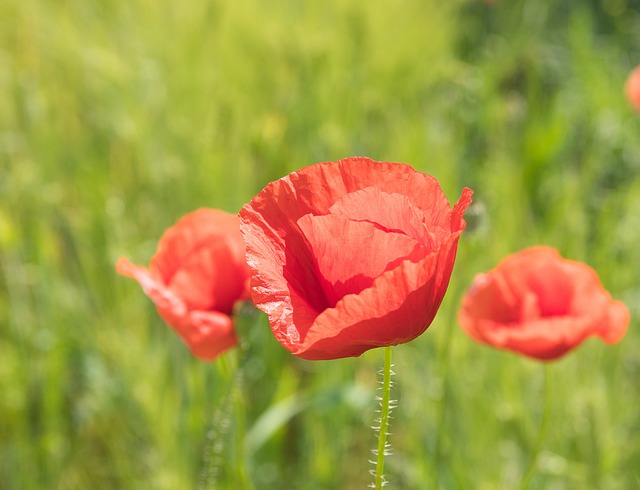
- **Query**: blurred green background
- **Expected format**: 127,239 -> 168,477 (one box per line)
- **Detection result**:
1,0 -> 639,488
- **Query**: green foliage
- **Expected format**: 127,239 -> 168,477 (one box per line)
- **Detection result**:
1,0 -> 639,488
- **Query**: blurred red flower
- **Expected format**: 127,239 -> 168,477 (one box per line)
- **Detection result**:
626,65 -> 640,112
117,208 -> 250,361
240,157 -> 473,360
458,246 -> 629,361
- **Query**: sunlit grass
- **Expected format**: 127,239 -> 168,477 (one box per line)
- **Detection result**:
1,0 -> 639,488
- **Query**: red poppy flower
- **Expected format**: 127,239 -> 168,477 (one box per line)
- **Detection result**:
117,208 -> 250,361
625,65 -> 640,112
458,246 -> 629,361
239,157 -> 473,360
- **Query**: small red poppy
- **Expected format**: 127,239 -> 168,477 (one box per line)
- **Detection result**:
117,208 -> 250,361
626,65 -> 640,112
458,246 -> 629,361
240,157 -> 473,360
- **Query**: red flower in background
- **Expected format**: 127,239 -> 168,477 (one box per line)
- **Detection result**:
117,209 -> 250,361
626,65 -> 640,112
458,246 -> 629,361
240,157 -> 473,360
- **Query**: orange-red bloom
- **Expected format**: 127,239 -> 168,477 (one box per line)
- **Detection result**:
626,65 -> 640,112
459,246 -> 629,361
117,209 -> 250,361
240,157 -> 473,360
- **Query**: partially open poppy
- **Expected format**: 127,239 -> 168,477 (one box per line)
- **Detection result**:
458,246 -> 629,361
625,65 -> 640,112
117,208 -> 250,361
240,157 -> 472,360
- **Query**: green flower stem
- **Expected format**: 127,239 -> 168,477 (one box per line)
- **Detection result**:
374,346 -> 393,489
201,327 -> 254,490
518,364 -> 551,490
200,356 -> 242,490
233,369 -> 253,490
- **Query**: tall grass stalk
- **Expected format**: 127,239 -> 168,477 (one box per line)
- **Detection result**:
518,365 -> 552,490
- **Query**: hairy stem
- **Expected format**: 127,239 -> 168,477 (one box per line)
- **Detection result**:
373,346 -> 393,489
200,358 -> 243,490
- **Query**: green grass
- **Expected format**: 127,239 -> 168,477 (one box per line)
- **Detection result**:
1,0 -> 639,488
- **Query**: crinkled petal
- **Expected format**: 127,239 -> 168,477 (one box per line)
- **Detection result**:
293,231 -> 464,359
327,186 -> 438,249
297,213 -> 422,306
451,187 -> 473,233
240,158 -> 473,359
241,201 -> 329,326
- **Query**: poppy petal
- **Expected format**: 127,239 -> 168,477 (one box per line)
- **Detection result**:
476,317 -> 594,360
117,208 -> 249,361
240,157 -> 473,359
168,239 -> 244,313
625,65 -> 640,112
327,186 -> 438,249
116,257 -> 188,320
294,231 -> 463,359
150,209 -> 249,309
297,212 -> 422,306
451,187 -> 474,232
458,246 -> 630,361
178,310 -> 237,361
599,300 -> 630,344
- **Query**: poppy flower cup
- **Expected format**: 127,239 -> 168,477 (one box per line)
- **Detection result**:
117,209 -> 251,361
626,65 -> 640,112
459,246 -> 630,361
240,157 -> 473,360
